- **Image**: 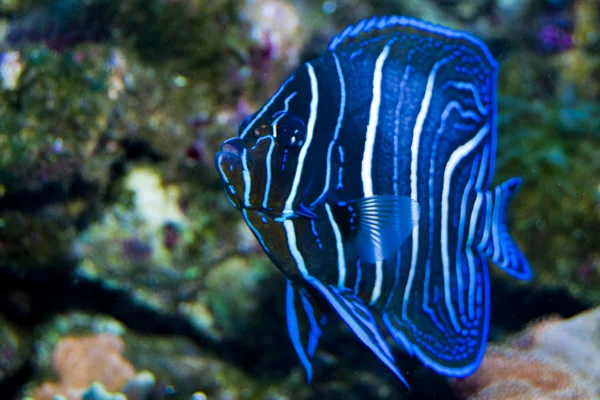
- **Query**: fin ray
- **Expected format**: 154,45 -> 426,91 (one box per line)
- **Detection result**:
285,280 -> 327,383
481,177 -> 532,280
308,279 -> 410,387
343,195 -> 420,264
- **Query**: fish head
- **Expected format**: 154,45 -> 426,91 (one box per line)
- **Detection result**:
216,110 -> 316,220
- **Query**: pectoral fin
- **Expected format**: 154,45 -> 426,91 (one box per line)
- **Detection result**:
334,195 -> 420,264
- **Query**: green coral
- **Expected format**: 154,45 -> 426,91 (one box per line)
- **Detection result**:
205,255 -> 274,339
0,45 -> 116,193
495,52 -> 600,303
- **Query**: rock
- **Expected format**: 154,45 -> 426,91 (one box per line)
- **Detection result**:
450,307 -> 600,399
205,256 -> 275,340
0,314 -> 29,383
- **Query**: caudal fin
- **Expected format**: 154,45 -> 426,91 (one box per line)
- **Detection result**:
480,177 -> 532,280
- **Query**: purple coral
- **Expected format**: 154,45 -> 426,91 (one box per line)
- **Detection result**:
537,15 -> 574,53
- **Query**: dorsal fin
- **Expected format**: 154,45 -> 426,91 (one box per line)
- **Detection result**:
328,15 -> 496,67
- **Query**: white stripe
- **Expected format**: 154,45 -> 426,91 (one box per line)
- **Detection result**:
216,155 -> 230,184
361,42 -> 392,307
312,53 -> 346,207
241,148 -> 252,207
479,191 -> 493,250
475,143 -> 489,190
325,203 -> 346,288
283,219 -> 310,278
467,193 -> 483,319
362,43 -> 391,197
443,81 -> 488,116
284,92 -> 297,109
492,186 -> 503,262
240,77 -> 293,139
455,155 -> 480,316
441,124 -> 489,332
403,58 -> 449,319
272,92 -> 298,139
370,260 -> 383,305
422,100 -> 473,316
261,137 -> 276,209
242,209 -> 268,252
283,64 -> 319,215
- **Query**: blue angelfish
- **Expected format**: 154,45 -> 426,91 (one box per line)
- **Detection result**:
215,15 -> 532,386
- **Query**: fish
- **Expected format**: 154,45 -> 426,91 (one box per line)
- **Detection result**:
215,15 -> 533,386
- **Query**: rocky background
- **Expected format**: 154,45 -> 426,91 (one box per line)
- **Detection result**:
0,0 -> 598,399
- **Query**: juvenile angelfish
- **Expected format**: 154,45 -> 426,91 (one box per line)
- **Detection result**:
215,15 -> 532,386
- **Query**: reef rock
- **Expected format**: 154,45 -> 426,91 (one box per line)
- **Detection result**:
451,307 -> 600,399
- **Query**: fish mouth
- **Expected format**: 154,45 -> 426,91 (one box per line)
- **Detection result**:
219,137 -> 245,159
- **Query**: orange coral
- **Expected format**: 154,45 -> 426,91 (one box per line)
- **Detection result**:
31,334 -> 136,400
451,307 -> 600,400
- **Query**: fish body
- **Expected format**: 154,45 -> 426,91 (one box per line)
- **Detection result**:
216,15 -> 532,386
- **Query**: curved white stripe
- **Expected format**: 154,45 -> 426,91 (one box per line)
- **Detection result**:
242,209 -> 268,252
370,260 -> 383,305
362,42 -> 391,197
475,143 -> 490,190
261,137 -> 276,209
284,92 -> 297,109
325,203 -> 346,288
283,64 -> 319,214
442,81 -> 489,116
312,53 -> 346,207
361,42 -> 392,307
467,193 -> 484,319
283,219 -> 310,278
441,124 -> 489,332
241,148 -> 252,207
403,58 -> 450,319
455,155 -> 480,316
272,91 -> 298,139
479,191 -> 493,250
240,76 -> 293,139
216,157 -> 230,184
423,100 -> 474,316
491,186 -> 503,262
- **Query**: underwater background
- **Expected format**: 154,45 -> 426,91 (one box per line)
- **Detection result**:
0,0 -> 598,399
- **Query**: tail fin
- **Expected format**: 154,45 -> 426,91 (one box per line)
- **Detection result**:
480,177 -> 532,280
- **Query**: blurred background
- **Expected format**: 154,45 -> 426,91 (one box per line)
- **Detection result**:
0,0 -> 598,399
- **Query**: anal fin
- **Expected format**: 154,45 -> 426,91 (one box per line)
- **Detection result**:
308,278 -> 410,387
285,280 -> 327,383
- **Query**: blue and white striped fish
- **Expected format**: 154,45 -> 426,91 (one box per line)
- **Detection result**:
215,15 -> 532,386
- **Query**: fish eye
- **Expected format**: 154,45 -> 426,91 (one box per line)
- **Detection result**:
253,123 -> 271,138
271,112 -> 306,148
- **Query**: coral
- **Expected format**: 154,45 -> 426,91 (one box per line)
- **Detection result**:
205,255 -> 275,340
495,17 -> 600,303
81,382 -> 126,400
31,334 -> 136,400
451,307 -> 600,399
0,45 -> 121,271
240,0 -> 306,93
